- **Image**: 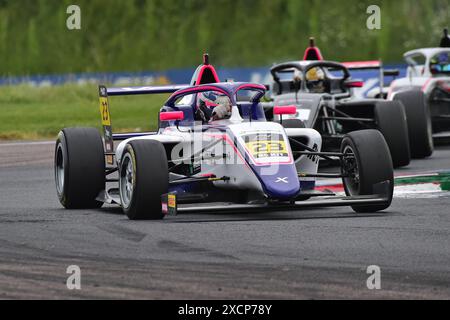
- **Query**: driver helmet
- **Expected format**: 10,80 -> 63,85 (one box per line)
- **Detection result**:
306,67 -> 324,81
197,91 -> 232,121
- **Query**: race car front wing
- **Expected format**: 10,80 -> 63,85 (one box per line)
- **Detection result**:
161,181 -> 391,216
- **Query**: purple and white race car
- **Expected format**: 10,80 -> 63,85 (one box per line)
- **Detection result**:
54,79 -> 394,220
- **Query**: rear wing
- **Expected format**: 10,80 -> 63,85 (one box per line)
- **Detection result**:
106,85 -> 189,96
342,60 -> 400,76
341,60 -> 400,96
98,84 -> 188,164
342,60 -> 382,70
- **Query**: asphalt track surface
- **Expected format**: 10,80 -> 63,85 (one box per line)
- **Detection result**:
0,141 -> 449,299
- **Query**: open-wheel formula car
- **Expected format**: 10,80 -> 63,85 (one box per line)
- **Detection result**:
370,39 -> 450,142
264,39 -> 433,167
54,82 -> 394,220
345,59 -> 435,158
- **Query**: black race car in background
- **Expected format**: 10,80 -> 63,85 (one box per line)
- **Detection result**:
262,40 -> 434,167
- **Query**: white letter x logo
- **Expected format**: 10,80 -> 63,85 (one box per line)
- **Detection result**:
276,177 -> 288,184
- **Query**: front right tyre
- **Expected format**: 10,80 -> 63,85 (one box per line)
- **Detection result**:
119,140 -> 169,220
392,90 -> 434,159
374,101 -> 411,168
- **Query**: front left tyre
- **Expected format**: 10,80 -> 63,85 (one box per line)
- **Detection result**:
341,129 -> 394,213
55,128 -> 105,209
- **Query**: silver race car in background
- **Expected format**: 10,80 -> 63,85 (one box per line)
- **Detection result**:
54,82 -> 394,220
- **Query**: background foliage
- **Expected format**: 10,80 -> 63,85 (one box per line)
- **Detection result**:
0,0 -> 449,76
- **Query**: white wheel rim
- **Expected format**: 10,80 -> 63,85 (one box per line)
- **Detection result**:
55,144 -> 65,194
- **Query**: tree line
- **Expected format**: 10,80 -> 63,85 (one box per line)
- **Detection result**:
0,0 -> 448,76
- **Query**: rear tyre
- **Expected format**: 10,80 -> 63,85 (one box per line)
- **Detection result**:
374,101 -> 411,168
55,128 -> 105,209
341,130 -> 394,213
119,140 -> 168,220
392,90 -> 434,158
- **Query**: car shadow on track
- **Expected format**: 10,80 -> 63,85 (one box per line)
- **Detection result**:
164,211 -> 398,224
51,204 -> 401,225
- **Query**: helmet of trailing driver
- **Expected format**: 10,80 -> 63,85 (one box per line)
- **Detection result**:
306,67 -> 324,81
305,67 -> 326,93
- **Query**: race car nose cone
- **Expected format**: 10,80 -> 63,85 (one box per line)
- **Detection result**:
256,165 -> 300,200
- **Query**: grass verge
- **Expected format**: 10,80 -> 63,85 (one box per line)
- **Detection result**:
0,84 -> 169,140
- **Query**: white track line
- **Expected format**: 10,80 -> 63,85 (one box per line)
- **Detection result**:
0,141 -> 54,147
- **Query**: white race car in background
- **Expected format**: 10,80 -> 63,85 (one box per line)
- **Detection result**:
386,47 -> 450,140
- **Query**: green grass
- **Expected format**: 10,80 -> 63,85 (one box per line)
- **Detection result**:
0,84 -> 169,140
